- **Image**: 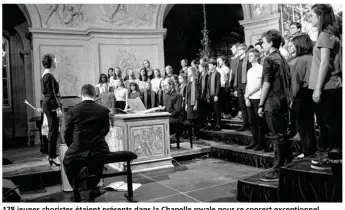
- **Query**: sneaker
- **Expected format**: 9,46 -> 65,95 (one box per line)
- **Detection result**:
311,153 -> 328,165
311,159 -> 331,170
260,171 -> 279,182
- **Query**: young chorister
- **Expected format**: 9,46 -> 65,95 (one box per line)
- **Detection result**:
152,69 -> 164,106
142,82 -> 157,109
244,49 -> 266,151
206,57 -> 221,131
198,61 -> 209,130
128,82 -> 141,99
185,67 -> 200,140
114,79 -> 128,110
95,74 -> 110,96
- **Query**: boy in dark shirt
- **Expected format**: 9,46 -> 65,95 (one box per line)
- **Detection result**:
258,29 -> 293,182
206,58 -> 222,131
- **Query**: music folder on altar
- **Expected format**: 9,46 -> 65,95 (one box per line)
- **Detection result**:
126,98 -> 147,112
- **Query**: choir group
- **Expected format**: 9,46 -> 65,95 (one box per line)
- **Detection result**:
93,4 -> 342,182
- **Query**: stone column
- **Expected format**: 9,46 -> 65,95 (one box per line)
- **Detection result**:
20,49 -> 36,142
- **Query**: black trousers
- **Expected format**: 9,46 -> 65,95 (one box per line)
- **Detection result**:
312,97 -> 329,151
220,87 -> 230,115
42,99 -> 59,159
64,160 -> 104,192
210,96 -> 221,127
169,117 -> 183,136
320,88 -> 342,149
294,89 -> 317,156
198,99 -> 209,127
237,89 -> 249,126
247,99 -> 266,147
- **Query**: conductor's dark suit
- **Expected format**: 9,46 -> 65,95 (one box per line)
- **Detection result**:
63,100 -> 110,190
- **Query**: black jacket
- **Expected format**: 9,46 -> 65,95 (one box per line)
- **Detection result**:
63,100 -> 110,165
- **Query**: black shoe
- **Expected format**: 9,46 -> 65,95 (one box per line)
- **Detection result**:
253,145 -> 264,151
260,171 -> 279,182
212,126 -> 221,131
88,188 -> 106,201
328,148 -> 342,160
48,158 -> 61,166
245,144 -> 256,149
237,125 -> 248,132
70,193 -> 81,202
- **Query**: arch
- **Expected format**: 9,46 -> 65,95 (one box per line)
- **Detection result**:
157,4 -> 251,29
17,4 -> 42,28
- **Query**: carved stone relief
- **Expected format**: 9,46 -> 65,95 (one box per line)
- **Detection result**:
97,4 -> 158,29
99,45 -> 158,78
39,4 -> 88,28
131,126 -> 164,158
40,46 -> 83,96
36,4 -> 158,29
251,4 -> 268,18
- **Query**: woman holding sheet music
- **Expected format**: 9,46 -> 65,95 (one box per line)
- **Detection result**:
39,53 -> 62,167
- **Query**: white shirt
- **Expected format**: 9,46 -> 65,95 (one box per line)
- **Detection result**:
95,83 -> 110,94
217,66 -> 230,87
114,87 -> 128,101
110,79 -> 121,89
151,78 -> 163,93
246,64 -> 262,99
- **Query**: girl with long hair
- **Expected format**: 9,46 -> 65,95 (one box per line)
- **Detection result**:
185,67 -> 200,140
288,33 -> 317,159
95,74 -> 109,95
309,4 -> 342,168
143,60 -> 154,80
114,79 -> 128,110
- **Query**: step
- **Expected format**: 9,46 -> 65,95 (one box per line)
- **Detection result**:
202,129 -> 302,153
2,140 -> 211,193
278,152 -> 342,202
237,169 -> 278,202
210,144 -> 274,169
